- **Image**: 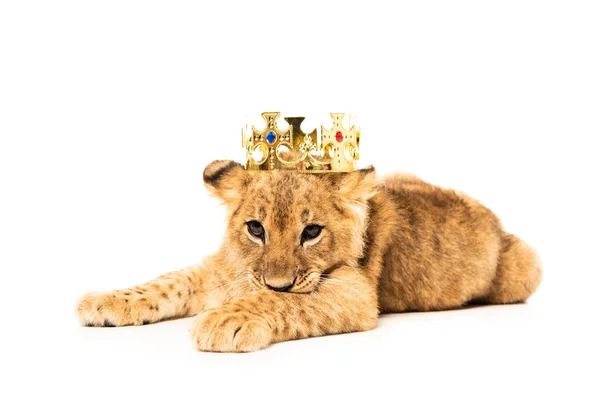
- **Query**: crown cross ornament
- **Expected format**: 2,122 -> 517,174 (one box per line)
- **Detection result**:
321,112 -> 359,172
243,112 -> 360,173
248,112 -> 293,170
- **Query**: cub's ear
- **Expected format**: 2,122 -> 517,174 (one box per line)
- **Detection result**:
330,166 -> 377,203
203,160 -> 250,203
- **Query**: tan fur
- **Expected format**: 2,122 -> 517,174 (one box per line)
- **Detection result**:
76,160 -> 542,352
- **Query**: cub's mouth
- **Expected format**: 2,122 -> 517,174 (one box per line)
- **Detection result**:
286,271 -> 321,294
255,270 -> 321,294
252,264 -> 346,294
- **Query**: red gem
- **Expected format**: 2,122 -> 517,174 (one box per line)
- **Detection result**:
335,131 -> 343,142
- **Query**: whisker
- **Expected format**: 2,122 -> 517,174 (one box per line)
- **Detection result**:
205,272 -> 251,298
318,276 -> 367,299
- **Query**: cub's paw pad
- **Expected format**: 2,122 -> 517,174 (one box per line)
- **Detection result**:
189,309 -> 272,352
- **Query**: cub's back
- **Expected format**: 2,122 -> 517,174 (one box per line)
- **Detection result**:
373,174 -> 503,312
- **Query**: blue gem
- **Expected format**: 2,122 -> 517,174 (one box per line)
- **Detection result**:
266,131 -> 276,143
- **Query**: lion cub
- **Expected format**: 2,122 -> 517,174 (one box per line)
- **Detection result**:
76,160 -> 542,352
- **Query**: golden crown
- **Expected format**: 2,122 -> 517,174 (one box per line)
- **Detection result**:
242,112 -> 360,173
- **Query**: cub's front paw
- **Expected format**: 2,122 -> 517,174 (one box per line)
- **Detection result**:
189,308 -> 272,352
76,291 -> 160,327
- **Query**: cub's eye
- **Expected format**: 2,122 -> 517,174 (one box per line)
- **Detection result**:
301,224 -> 323,244
246,220 -> 265,240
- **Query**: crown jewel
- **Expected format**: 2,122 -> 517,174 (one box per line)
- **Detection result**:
242,112 -> 360,173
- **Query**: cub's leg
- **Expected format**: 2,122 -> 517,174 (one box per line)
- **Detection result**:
189,266 -> 378,352
76,255 -> 238,327
477,233 -> 542,304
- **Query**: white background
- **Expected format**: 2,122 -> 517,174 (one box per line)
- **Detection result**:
1,1 -> 599,399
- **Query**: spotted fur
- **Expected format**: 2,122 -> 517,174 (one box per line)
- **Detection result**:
76,160 -> 542,352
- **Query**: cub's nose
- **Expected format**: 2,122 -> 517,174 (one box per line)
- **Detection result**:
264,278 -> 295,292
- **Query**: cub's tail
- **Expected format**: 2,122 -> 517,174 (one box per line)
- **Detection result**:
481,233 -> 542,304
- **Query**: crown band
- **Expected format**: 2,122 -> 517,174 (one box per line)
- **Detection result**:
242,112 -> 360,173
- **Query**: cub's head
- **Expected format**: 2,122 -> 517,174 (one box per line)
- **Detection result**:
203,160 -> 376,294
